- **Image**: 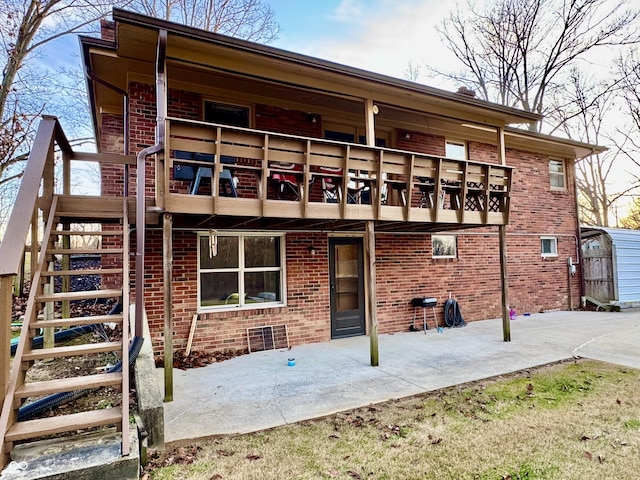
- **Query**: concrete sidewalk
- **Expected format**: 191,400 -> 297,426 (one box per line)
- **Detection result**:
163,310 -> 640,444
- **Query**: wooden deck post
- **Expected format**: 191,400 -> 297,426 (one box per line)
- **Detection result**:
366,221 -> 379,366
497,127 -> 511,342
163,213 -> 173,402
1,275 -> 13,404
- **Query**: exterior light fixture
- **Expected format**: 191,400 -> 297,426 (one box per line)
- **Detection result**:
308,245 -> 316,255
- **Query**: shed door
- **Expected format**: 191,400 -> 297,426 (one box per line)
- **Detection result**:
329,238 -> 366,338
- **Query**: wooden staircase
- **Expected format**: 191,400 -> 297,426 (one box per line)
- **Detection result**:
0,195 -> 131,464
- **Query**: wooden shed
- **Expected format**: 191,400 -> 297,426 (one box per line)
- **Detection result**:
581,227 -> 640,307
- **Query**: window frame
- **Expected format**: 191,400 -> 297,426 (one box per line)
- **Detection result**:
432,234 -> 457,259
549,159 -> 566,191
541,236 -> 558,258
202,99 -> 252,128
445,139 -> 467,160
197,231 -> 286,312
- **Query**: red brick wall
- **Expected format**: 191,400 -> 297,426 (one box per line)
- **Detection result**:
99,82 -> 581,355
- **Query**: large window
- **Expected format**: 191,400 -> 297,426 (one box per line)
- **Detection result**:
432,235 -> 457,258
549,159 -> 566,190
198,232 -> 284,310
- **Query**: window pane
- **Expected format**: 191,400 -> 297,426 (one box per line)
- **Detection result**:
200,272 -> 239,307
204,101 -> 249,127
244,236 -> 280,268
541,238 -> 557,255
549,160 -> 565,188
200,236 -> 238,269
245,271 -> 281,303
446,141 -> 466,160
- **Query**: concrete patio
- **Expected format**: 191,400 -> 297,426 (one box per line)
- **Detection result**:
162,310 -> 640,444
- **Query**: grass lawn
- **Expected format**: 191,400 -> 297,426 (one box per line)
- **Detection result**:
144,360 -> 640,480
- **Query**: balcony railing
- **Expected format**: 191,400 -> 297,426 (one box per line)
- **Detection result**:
161,117 -> 512,226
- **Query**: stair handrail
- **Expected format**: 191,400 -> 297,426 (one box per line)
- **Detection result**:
0,117 -> 71,411
120,198 -> 131,455
0,196 -> 59,466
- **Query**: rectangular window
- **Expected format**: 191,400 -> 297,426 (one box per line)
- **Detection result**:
541,237 -> 558,257
204,100 -> 250,127
549,159 -> 566,190
432,235 -> 457,258
445,140 -> 466,160
198,232 -> 284,310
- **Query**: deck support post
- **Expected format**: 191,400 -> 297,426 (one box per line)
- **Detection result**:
497,127 -> 511,342
163,213 -> 173,402
366,221 -> 379,366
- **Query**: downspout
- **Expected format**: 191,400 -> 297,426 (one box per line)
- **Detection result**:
135,29 -> 167,337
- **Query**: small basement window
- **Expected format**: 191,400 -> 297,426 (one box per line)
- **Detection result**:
432,235 -> 457,258
541,236 -> 558,257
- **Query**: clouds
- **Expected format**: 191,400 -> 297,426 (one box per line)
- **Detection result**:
274,0 -> 458,86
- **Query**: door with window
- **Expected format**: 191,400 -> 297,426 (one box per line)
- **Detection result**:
329,237 -> 366,338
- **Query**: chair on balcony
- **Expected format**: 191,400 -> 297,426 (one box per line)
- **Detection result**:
271,163 -> 303,200
417,177 -> 436,208
190,153 -> 238,197
173,151 -> 237,197
319,166 -> 342,203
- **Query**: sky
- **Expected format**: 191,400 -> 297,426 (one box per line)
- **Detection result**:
267,0 -> 455,88
36,0 -> 637,218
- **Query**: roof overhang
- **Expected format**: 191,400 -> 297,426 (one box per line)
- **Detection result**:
80,9 -> 605,160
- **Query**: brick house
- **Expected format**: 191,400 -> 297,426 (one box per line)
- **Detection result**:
83,9 -> 602,358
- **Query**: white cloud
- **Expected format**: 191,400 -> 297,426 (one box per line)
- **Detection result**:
332,0 -> 365,22
282,0 -> 459,87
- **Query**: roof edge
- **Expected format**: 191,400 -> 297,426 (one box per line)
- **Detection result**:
111,8 -> 542,125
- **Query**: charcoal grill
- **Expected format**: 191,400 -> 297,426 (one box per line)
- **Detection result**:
410,297 -> 438,334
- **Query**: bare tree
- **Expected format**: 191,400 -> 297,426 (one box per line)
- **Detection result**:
434,0 -> 640,131
127,0 -> 280,42
0,1 -> 119,186
546,69 -> 640,226
620,197 -> 640,228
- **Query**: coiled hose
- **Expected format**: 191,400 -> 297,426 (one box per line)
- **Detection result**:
18,335 -> 144,421
444,298 -> 466,328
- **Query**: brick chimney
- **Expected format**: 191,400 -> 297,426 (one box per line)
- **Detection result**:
100,19 -> 115,42
456,86 -> 476,97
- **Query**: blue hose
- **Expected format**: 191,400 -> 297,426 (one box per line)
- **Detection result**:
10,325 -> 96,355
18,336 -> 144,421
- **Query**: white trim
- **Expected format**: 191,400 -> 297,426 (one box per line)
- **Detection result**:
549,158 -> 566,191
197,231 -> 286,312
541,236 -> 558,257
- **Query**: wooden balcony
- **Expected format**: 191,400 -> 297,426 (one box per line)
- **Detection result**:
160,118 -> 513,232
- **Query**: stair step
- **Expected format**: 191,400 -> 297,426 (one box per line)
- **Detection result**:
31,314 -> 123,329
15,372 -> 123,399
55,230 -> 124,236
41,268 -> 124,277
56,211 -> 124,220
22,342 -> 122,361
5,407 -> 122,442
47,248 -> 124,255
37,289 -> 122,303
